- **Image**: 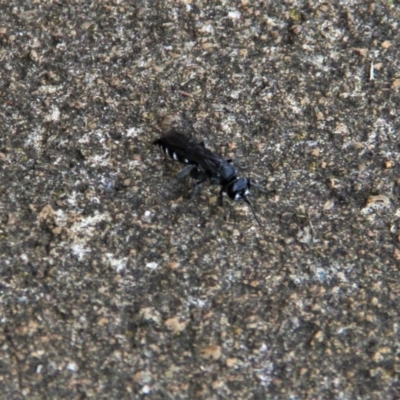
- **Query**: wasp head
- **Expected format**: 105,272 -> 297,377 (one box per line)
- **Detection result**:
226,178 -> 251,201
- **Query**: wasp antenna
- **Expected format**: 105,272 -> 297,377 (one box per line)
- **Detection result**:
243,197 -> 263,227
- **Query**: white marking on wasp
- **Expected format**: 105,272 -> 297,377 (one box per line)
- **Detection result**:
173,152 -> 178,161
165,147 -> 170,157
184,158 -> 189,164
234,193 -> 241,201
245,189 -> 250,196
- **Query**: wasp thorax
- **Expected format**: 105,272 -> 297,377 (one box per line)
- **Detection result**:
218,163 -> 236,182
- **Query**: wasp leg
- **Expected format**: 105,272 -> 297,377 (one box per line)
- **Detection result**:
218,189 -> 224,207
175,165 -> 196,180
188,168 -> 207,199
189,179 -> 206,199
162,165 -> 196,200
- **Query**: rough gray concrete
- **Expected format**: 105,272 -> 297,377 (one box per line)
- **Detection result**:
1,1 -> 400,399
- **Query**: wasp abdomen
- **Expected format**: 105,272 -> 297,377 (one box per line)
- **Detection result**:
153,139 -> 193,165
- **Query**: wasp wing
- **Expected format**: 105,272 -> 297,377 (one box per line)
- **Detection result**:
153,131 -> 226,177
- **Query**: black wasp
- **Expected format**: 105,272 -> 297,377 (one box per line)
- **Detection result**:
153,130 -> 267,226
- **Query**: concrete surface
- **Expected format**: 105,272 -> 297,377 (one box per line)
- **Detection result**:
1,1 -> 400,399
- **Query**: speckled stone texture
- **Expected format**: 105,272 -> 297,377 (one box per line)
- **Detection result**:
1,1 -> 400,399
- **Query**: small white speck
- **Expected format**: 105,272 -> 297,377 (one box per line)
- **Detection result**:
143,210 -> 152,222
105,254 -> 128,273
259,343 -> 268,353
36,364 -> 43,374
90,196 -> 101,204
44,105 -> 60,122
146,262 -> 158,270
184,158 -> 189,163
230,90 -> 240,99
189,297 -> 206,308
297,226 -> 312,244
71,244 -> 91,261
228,11 -> 241,19
67,362 -> 78,372
126,127 -> 139,137
35,85 -> 59,95
141,385 -> 151,394
173,152 -> 178,160
199,24 -> 214,33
